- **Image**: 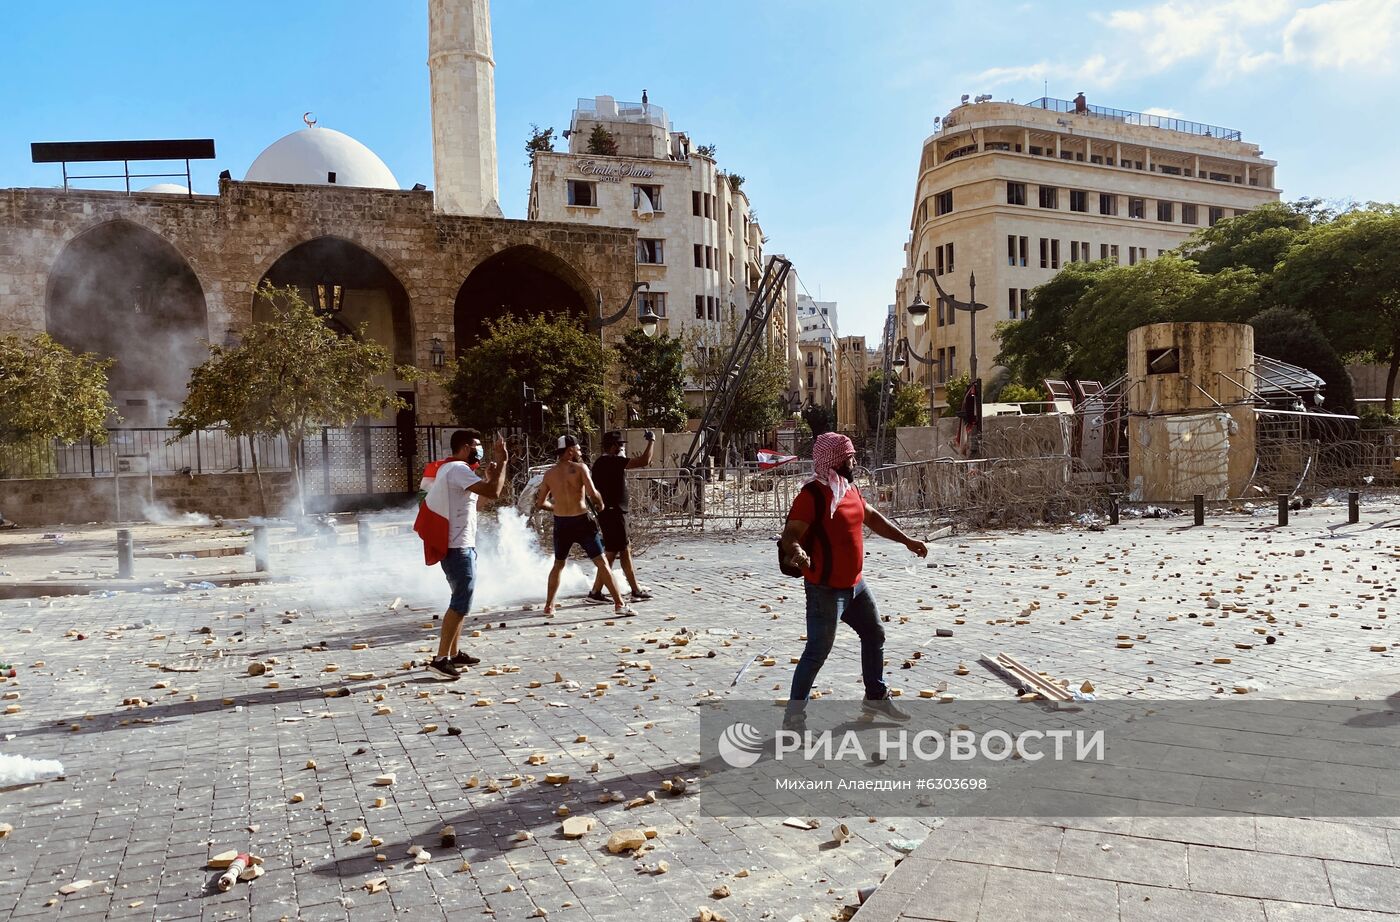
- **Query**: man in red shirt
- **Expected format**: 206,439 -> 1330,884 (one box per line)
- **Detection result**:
778,432 -> 927,728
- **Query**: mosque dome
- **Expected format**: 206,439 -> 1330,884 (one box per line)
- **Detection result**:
138,182 -> 192,194
245,126 -> 399,189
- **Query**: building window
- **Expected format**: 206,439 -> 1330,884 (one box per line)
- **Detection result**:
1182,203 -> 1199,225
1040,238 -> 1060,269
936,347 -> 946,378
1110,244 -> 1120,264
1128,197 -> 1145,219
934,190 -> 953,215
705,246 -> 714,269
1071,240 -> 1092,263
1208,206 -> 1225,226
807,371 -> 814,388
633,184 -> 662,212
1020,289 -> 1030,319
1007,182 -> 1027,206
692,191 -> 703,216
936,298 -> 946,327
1038,186 -> 1058,209
1100,243 -> 1108,261
1070,241 -> 1080,263
1157,200 -> 1174,222
567,180 -> 597,207
695,295 -> 704,320
1128,246 -> 1139,266
1070,190 -> 1087,212
694,244 -> 703,268
945,297 -> 955,325
936,245 -> 945,276
918,199 -> 928,225
946,242 -> 954,274
1099,193 -> 1117,216
637,238 -> 664,264
1051,239 -> 1060,269
708,296 -> 719,320
947,346 -> 956,376
639,291 -> 667,318
1008,235 -> 1028,267
1008,288 -> 1018,319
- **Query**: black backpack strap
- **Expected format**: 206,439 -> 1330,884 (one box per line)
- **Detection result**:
803,481 -> 834,586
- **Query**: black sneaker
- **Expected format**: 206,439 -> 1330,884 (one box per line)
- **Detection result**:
861,692 -> 911,721
426,657 -> 460,681
450,651 -> 480,668
782,710 -> 808,736
584,591 -> 609,605
629,587 -> 653,601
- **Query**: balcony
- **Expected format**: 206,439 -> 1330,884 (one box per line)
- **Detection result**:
572,96 -> 669,131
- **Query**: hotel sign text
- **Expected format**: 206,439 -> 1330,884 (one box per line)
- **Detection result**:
576,160 -> 656,182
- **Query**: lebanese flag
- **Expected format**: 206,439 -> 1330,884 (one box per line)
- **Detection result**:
413,460 -> 450,566
756,450 -> 797,470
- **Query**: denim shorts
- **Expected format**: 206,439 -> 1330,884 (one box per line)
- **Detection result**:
441,547 -> 476,613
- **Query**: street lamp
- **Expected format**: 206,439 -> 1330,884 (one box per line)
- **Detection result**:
429,337 -> 445,369
588,281 -> 652,334
907,292 -> 931,328
912,267 -> 988,455
891,345 -> 907,373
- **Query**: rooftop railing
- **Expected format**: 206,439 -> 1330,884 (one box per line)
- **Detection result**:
572,97 -> 669,130
945,97 -> 1242,141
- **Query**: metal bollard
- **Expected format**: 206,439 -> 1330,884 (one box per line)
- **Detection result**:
1193,494 -> 1205,527
1349,491 -> 1360,524
357,519 -> 371,559
252,524 -> 269,573
116,528 -> 134,579
1277,493 -> 1289,527
1108,493 -> 1121,526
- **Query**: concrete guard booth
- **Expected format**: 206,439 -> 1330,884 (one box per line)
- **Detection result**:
1126,322 -> 1257,502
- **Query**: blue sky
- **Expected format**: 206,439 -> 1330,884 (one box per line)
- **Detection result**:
3,0 -> 1396,341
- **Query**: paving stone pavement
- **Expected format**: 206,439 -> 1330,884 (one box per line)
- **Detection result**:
1,497 -> 1398,922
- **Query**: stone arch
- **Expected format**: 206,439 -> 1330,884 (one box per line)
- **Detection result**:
453,244 -> 593,355
255,235 -> 414,368
45,219 -> 209,426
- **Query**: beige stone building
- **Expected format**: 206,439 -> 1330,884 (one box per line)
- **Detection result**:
835,335 -> 868,432
893,96 -> 1281,409
528,95 -> 793,402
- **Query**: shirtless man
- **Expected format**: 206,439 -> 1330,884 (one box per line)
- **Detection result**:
534,435 -> 634,616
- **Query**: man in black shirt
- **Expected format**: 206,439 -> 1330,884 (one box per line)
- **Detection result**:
587,429 -> 655,603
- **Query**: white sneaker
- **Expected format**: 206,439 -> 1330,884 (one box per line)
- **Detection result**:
614,605 -> 638,617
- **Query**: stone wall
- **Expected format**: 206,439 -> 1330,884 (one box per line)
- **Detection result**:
0,180 -> 638,423
0,472 -> 296,526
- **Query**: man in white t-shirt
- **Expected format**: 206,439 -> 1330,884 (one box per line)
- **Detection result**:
425,428 -> 508,681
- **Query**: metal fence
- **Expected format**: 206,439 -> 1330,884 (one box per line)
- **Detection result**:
0,425 -> 456,497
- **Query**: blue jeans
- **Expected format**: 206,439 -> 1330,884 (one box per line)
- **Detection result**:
787,579 -> 887,709
441,548 -> 476,613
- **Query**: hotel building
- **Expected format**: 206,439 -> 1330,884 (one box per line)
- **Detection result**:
893,95 -> 1280,407
529,95 -> 794,402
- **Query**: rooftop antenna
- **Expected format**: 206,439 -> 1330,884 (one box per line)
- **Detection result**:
1043,79 -> 1048,97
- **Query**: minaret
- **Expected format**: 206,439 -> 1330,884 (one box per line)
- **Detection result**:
427,0 -> 503,217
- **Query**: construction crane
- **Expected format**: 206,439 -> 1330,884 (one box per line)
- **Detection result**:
871,310 -> 897,468
679,255 -> 794,472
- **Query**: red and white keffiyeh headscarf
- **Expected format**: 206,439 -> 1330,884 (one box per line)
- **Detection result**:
809,432 -> 855,517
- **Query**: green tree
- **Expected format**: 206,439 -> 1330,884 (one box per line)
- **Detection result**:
451,311 -> 610,435
996,255 -> 1261,383
687,328 -> 788,436
801,403 -> 834,436
525,123 -> 555,166
997,382 -> 1046,411
941,372 -> 971,419
1182,200 -> 1320,275
614,328 -> 686,431
1248,307 -> 1355,413
170,283 -> 406,515
1273,206 -> 1400,411
0,332 -> 115,477
726,173 -> 745,192
860,369 -> 928,428
695,143 -> 717,158
586,125 -> 619,156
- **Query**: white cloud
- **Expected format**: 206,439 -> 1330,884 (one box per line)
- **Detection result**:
1284,0 -> 1400,68
969,0 -> 1398,92
1141,106 -> 1185,117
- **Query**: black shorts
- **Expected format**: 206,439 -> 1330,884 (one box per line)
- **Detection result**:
552,513 -> 604,561
597,508 -> 629,553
